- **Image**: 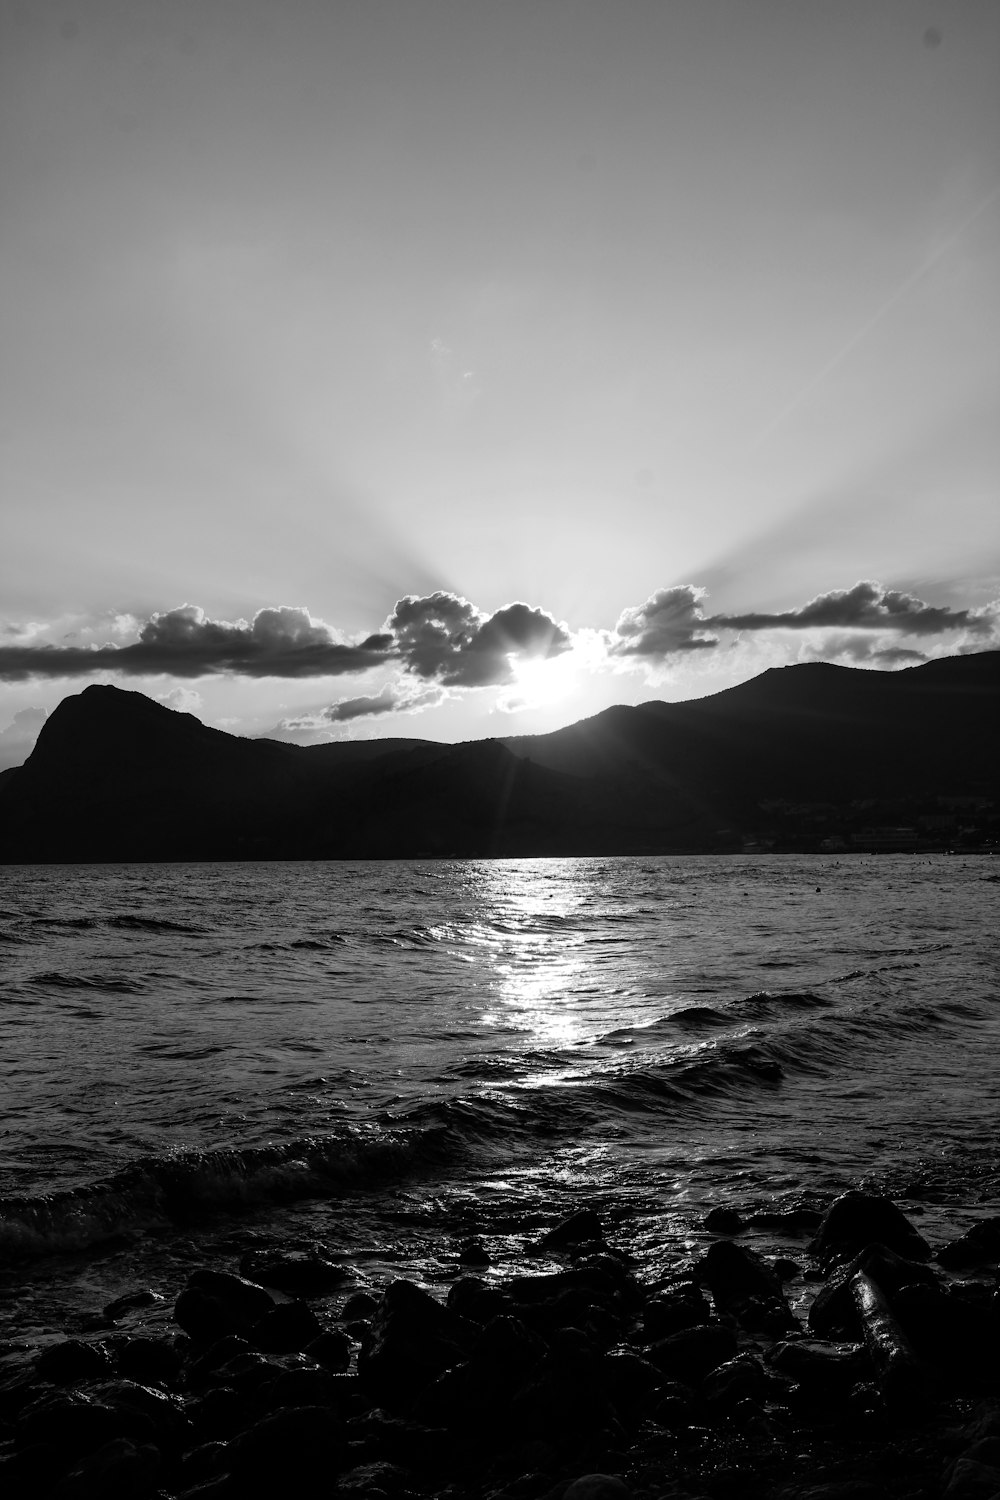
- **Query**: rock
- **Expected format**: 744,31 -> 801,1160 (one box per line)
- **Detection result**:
810,1191 -> 931,1267
114,1336 -> 183,1387
541,1209 -> 606,1252
943,1456 -> 1000,1499
174,1271 -> 275,1344
851,1270 -> 929,1410
102,1290 -> 165,1322
563,1476 -> 632,1499
937,1218 -> 1000,1270
808,1243 -> 938,1340
257,1365 -> 346,1414
17,1390 -> 144,1457
337,1459 -> 415,1494
446,1276 -> 511,1325
341,1291 -> 380,1321
185,1335 -> 256,1386
457,1237 -> 492,1266
305,1329 -> 352,1372
601,1350 -> 662,1410
251,1299 -> 323,1354
229,1404 -> 345,1486
768,1339 -> 867,1393
239,1246 -> 348,1294
473,1314 -> 546,1385
641,1283 -> 709,1340
696,1240 -> 795,1333
36,1340 -> 115,1385
48,1436 -> 162,1499
357,1279 -> 473,1410
701,1353 -> 767,1411
704,1207 -> 745,1235
646,1323 -> 737,1385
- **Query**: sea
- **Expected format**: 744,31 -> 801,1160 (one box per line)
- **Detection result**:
1,855 -> 997,1346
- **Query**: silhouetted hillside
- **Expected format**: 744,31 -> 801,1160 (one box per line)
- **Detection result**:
1,653 -> 997,860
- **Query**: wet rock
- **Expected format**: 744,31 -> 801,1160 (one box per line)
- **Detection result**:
102,1290 -> 164,1322
114,1335 -> 183,1387
446,1276 -> 511,1325
509,1328 -> 618,1442
807,1244 -> 939,1340
696,1239 -> 796,1333
943,1456 -> 1000,1499
174,1271 -> 275,1344
602,1350 -> 662,1412
701,1353 -> 767,1411
239,1246 -> 348,1294
641,1282 -> 709,1340
251,1299 -> 323,1354
48,1436 -> 163,1499
305,1329 -> 352,1372
767,1338 -> 867,1393
357,1279 -> 473,1410
341,1291 -> 380,1322
229,1404 -> 345,1487
646,1323 -> 737,1386
937,1218 -> 1000,1270
186,1335 -> 256,1386
810,1191 -> 931,1267
851,1270 -> 929,1410
704,1207 -> 745,1236
16,1390 -> 146,1457
457,1237 -> 492,1266
473,1314 -> 546,1386
541,1209 -> 606,1252
562,1476 -> 632,1499
337,1459 -> 414,1494
36,1340 -> 115,1385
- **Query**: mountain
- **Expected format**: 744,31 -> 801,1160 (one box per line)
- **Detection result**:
1,651 -> 997,860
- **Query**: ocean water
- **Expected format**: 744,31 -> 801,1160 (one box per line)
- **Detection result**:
1,855 -> 997,1339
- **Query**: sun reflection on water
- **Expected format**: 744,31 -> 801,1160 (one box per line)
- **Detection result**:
460,859 -> 599,1056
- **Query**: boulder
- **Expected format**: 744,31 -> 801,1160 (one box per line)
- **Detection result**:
810,1192 -> 931,1267
937,1218 -> 1000,1270
251,1300 -> 324,1354
701,1353 -> 767,1411
768,1339 -> 867,1394
646,1323 -> 737,1385
305,1329 -> 352,1372
563,1476 -> 632,1499
541,1209 -> 606,1252
114,1336 -> 183,1387
641,1282 -> 709,1340
48,1436 -> 162,1499
174,1271 -> 275,1344
239,1246 -> 348,1294
36,1340 -> 115,1385
704,1207 -> 745,1236
697,1240 -> 796,1333
357,1279 -> 472,1410
851,1270 -> 929,1410
808,1244 -> 938,1340
229,1404 -> 345,1487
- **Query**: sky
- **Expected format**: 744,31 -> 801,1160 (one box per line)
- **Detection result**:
2,0 -> 998,768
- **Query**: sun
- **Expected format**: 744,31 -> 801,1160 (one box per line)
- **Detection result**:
507,650 -> 579,708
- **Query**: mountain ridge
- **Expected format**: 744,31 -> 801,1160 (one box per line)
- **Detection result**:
1,651 -> 997,859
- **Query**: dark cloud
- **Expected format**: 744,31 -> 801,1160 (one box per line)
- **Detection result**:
387,592 -> 570,687
802,634 -> 929,665
324,687 -> 400,722
0,605 -> 394,681
717,580 -> 993,636
611,586 -> 718,657
611,580 -> 999,660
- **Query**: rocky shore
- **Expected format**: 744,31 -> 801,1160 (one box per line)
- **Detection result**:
1,1191 -> 999,1500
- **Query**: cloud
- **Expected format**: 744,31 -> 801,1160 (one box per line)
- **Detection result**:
324,686 -> 401,723
801,634 -> 929,665
387,592 -> 571,687
0,604 -> 394,681
611,586 -> 719,657
609,581 -> 1000,662
717,581 -> 998,637
0,706 -> 48,770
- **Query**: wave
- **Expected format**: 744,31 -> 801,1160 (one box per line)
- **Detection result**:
107,915 -> 209,935
26,971 -> 143,993
0,1125 -> 449,1260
